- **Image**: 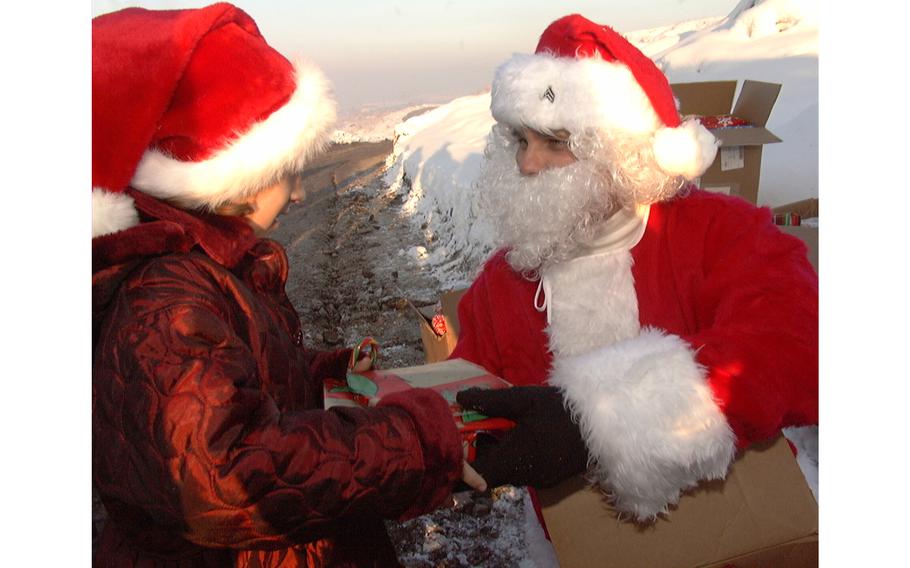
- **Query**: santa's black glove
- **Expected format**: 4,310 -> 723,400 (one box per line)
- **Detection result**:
456,386 -> 589,489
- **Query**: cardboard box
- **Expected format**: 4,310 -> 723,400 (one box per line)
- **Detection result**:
408,289 -> 466,363
771,198 -> 818,271
671,80 -> 783,205
774,198 -> 818,220
537,436 -> 818,568
780,225 -> 818,271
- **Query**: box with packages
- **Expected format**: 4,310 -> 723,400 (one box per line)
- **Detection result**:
407,289 -> 466,363
537,436 -> 818,568
670,80 -> 783,205
323,357 -> 513,460
773,198 -> 819,271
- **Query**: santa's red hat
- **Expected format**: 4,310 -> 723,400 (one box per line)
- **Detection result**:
491,14 -> 716,180
92,3 -> 336,237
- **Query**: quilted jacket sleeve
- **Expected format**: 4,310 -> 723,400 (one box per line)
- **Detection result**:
298,345 -> 353,384
93,258 -> 463,551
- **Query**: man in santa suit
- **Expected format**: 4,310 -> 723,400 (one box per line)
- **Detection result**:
453,14 -> 818,522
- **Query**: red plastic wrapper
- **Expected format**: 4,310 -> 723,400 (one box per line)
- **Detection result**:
431,314 -> 448,336
773,212 -> 801,226
696,114 -> 752,129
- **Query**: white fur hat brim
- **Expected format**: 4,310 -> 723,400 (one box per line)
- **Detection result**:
491,52 -> 717,180
130,59 -> 336,211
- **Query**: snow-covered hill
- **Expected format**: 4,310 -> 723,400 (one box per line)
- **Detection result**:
332,103 -> 439,144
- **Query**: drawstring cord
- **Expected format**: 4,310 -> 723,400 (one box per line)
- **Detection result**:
534,276 -> 553,325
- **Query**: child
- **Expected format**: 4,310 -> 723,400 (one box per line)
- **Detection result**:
92,4 -> 482,566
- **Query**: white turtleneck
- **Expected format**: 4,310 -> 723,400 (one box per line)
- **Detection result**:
536,205 -> 650,358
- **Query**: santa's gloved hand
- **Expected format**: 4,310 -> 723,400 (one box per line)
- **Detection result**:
456,386 -> 589,489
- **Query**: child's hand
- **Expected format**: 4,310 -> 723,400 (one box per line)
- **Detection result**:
351,354 -> 373,373
461,461 -> 487,492
348,337 -> 379,372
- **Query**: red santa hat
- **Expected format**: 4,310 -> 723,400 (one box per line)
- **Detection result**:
92,3 -> 336,237
491,14 -> 716,180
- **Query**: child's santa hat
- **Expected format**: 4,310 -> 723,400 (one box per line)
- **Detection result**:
491,14 -> 717,180
92,3 -> 336,237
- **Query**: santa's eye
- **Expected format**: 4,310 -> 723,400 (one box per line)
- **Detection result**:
547,137 -> 569,150
511,129 -> 528,147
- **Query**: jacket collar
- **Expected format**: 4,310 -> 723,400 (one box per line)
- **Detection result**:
92,188 -> 258,273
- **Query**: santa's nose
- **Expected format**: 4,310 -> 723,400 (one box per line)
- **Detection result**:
517,146 -> 545,176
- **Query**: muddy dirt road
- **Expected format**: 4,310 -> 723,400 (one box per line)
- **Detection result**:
269,140 -> 445,369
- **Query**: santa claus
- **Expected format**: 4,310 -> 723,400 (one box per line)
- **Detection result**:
453,13 -> 818,522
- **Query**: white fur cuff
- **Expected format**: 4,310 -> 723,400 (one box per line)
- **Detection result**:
549,327 -> 735,521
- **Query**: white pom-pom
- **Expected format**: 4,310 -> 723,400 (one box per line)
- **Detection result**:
92,188 -> 139,238
652,119 -> 718,180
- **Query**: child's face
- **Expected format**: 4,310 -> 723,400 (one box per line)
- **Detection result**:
243,175 -> 304,235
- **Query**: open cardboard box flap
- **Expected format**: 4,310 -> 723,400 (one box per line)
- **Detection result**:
671,79 -> 782,146
407,289 -> 467,363
538,436 -> 818,568
670,79 -> 783,205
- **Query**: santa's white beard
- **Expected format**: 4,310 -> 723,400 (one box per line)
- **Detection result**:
476,125 -> 686,273
477,136 -> 613,273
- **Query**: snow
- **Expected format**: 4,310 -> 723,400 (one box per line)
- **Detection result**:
332,103 -> 440,144
383,0 -> 819,290
388,487 -> 558,567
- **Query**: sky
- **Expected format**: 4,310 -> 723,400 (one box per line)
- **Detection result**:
91,0 -> 737,112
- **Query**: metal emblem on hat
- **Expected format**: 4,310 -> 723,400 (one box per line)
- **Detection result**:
541,86 -> 555,103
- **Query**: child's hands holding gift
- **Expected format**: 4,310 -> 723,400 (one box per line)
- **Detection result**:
349,337 -> 379,373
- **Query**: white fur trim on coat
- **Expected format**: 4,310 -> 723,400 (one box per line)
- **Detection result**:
130,59 -> 336,210
92,188 -> 139,238
549,327 -> 736,521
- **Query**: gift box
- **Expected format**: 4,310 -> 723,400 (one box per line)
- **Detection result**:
324,358 -> 513,461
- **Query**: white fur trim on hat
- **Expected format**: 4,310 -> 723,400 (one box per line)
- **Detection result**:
491,53 -> 718,181
653,118 -> 718,180
549,327 -> 736,521
492,53 -> 661,137
92,188 -> 139,238
130,59 -> 336,210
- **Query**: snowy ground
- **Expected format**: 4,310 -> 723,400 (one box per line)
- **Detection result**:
332,103 -> 439,145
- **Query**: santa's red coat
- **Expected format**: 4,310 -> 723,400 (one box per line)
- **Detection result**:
452,189 -> 818,519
